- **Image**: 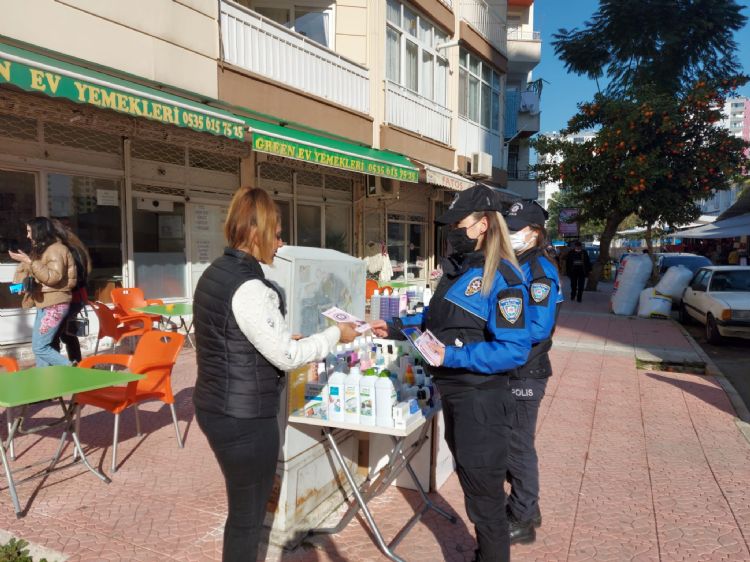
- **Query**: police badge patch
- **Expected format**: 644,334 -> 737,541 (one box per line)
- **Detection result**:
465,276 -> 483,296
498,297 -> 523,324
531,282 -> 551,303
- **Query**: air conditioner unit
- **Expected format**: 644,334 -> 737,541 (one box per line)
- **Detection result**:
468,152 -> 493,178
366,176 -> 400,199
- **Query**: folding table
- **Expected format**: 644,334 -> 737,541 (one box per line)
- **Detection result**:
0,365 -> 143,517
290,412 -> 456,562
133,303 -> 194,347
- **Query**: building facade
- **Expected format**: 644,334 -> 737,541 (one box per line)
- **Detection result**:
536,130 -> 596,210
0,0 -> 542,540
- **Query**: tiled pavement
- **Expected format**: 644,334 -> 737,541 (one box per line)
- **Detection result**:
1,282 -> 750,561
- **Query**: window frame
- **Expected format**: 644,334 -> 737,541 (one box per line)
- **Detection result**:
459,48 -> 503,132
386,212 -> 427,281
385,0 -> 449,106
252,0 -> 337,49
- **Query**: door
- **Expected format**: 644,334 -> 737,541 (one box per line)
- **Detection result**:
132,195 -> 187,299
685,269 -> 709,320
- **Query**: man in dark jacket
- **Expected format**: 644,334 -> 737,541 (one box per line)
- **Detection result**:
565,241 -> 591,302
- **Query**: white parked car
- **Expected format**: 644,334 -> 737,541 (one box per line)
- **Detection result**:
679,266 -> 750,343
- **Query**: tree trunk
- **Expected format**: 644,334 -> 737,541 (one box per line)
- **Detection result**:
586,213 -> 624,291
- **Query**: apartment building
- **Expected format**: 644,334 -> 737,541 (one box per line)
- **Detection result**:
0,0 -> 541,538
536,130 -> 596,209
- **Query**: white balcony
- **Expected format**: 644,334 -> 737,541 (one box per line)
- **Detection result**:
457,117 -> 502,167
460,0 -> 507,55
507,27 -> 541,74
384,80 -> 452,145
220,1 -> 370,115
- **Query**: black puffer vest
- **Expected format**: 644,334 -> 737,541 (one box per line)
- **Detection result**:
193,248 -> 286,419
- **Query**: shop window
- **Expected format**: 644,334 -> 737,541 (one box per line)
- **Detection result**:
387,214 -> 426,281
325,205 -> 351,253
47,174 -> 124,303
0,170 -> 36,309
132,195 -> 186,299
277,200 -> 292,244
459,49 -> 502,132
385,0 -> 449,105
297,204 -> 322,248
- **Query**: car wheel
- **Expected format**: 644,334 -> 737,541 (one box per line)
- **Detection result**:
678,302 -> 691,324
705,314 -> 723,345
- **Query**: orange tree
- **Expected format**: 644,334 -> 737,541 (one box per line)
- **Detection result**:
534,78 -> 749,284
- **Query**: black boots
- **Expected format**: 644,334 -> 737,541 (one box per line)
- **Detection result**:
508,506 -> 542,545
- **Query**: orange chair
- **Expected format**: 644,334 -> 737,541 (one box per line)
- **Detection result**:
111,288 -> 164,325
379,285 -> 394,295
365,279 -> 379,301
75,330 -> 185,472
89,301 -> 152,354
0,357 -> 19,459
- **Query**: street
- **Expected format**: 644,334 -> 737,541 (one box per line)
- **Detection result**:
680,318 -> 750,411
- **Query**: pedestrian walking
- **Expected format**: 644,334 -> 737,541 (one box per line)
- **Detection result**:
503,200 -> 563,545
9,217 -> 76,367
50,219 -> 91,364
191,186 -> 378,562
565,241 -> 591,302
421,184 -> 532,562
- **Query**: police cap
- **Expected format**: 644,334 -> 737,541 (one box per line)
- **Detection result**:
503,199 -> 549,231
435,184 -> 506,225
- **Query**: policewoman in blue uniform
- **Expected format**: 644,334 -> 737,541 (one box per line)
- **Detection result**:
425,184 -> 532,562
502,200 -> 562,545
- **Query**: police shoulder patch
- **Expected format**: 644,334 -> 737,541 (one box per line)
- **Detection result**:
496,287 -> 525,328
530,278 -> 552,305
465,276 -> 483,296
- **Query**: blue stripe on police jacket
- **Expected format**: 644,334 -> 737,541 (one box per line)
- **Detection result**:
521,250 -> 562,345
439,259 -> 531,374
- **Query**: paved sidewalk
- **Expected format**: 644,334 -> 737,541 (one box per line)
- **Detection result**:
0,282 -> 749,561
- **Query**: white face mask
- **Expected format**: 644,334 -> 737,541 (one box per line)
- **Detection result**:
509,230 -> 530,252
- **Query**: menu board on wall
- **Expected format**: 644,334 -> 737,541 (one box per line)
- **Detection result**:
191,204 -> 228,264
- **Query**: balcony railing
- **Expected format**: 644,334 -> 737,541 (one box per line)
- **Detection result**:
507,29 -> 541,41
508,168 -> 537,180
220,1 -> 370,115
438,0 -> 453,8
457,117 -> 502,164
384,80 -> 452,145
460,0 -> 507,55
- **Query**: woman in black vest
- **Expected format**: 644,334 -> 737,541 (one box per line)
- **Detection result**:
192,187 -> 362,562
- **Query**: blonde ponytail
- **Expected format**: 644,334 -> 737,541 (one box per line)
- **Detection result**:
473,211 -> 520,296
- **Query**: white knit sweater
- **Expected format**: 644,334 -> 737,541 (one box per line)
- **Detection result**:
231,279 -> 340,371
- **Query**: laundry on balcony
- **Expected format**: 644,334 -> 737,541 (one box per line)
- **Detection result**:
519,90 -> 540,114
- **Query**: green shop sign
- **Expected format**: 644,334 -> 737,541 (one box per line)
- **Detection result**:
253,132 -> 420,183
0,50 -> 245,141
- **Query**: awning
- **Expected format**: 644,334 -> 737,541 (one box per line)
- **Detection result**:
477,181 -> 524,203
245,117 -> 419,183
0,41 -> 245,140
679,213 -> 750,239
416,161 -> 475,191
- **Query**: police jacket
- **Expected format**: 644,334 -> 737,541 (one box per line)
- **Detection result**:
513,248 -> 562,380
193,248 -> 286,419
424,252 -> 531,389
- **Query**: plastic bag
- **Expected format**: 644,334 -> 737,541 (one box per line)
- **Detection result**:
637,288 -> 672,319
611,254 -> 652,315
654,265 -> 693,301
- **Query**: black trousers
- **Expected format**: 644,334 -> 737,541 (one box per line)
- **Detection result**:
439,382 -> 515,562
195,408 -> 279,562
506,384 -> 546,522
51,300 -> 84,363
569,273 -> 586,301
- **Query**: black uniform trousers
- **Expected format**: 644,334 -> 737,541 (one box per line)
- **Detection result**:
506,378 -> 548,522
439,381 -> 515,562
569,273 -> 586,302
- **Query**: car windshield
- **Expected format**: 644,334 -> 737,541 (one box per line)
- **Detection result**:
709,271 -> 750,292
660,256 -> 711,272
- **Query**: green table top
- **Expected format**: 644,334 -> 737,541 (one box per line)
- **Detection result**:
133,303 -> 193,317
0,366 -> 143,408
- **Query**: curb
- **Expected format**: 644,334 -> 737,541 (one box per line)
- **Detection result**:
671,319 -> 750,442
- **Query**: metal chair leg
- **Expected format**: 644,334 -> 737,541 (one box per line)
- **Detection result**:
169,404 -> 183,448
94,337 -> 100,355
111,413 -> 120,473
134,405 -> 141,436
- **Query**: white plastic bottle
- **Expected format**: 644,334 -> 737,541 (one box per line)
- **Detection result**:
423,286 -> 432,307
328,364 -> 347,422
359,369 -> 377,426
344,366 -> 362,424
370,289 -> 381,321
375,371 -> 397,428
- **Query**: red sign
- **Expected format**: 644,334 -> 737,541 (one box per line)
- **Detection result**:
559,208 -> 579,237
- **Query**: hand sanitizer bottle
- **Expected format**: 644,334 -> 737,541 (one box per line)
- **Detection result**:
344,366 -> 362,424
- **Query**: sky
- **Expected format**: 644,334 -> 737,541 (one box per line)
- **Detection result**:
533,0 -> 750,135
